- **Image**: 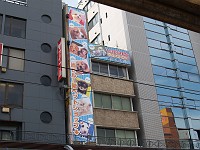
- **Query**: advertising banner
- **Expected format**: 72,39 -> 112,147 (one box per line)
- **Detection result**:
57,38 -> 66,81
68,6 -> 94,142
0,43 -> 3,67
89,44 -> 131,65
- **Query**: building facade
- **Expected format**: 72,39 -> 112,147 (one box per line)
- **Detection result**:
0,0 -> 66,149
79,0 -> 200,149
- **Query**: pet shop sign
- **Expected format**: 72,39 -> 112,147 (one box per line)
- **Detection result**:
57,38 -> 66,81
0,43 -> 3,67
68,6 -> 95,142
89,44 -> 131,65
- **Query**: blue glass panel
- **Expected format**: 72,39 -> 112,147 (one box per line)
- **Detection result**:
171,107 -> 184,118
152,66 -> 166,75
173,38 -> 192,49
182,80 -> 200,91
151,56 -> 173,68
144,22 -> 165,34
149,47 -> 171,59
181,72 -> 189,80
188,109 -> 200,119
184,92 -> 200,101
174,118 -> 187,128
160,42 -> 170,50
182,48 -> 194,57
166,69 -> 176,77
192,119 -> 200,130
178,63 -> 198,74
143,17 -> 156,24
146,30 -> 167,42
154,75 -> 178,87
156,87 -> 180,97
147,39 -> 161,49
188,73 -> 200,82
176,27 -> 188,34
175,54 -> 196,65
170,30 -> 190,41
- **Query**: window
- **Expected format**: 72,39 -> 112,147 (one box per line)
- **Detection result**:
91,34 -> 101,44
94,93 -> 132,111
0,14 -> 2,33
4,16 -> 26,38
2,47 -> 24,71
0,82 -> 23,107
88,13 -> 99,31
108,35 -> 110,41
97,127 -> 137,146
83,1 -> 95,12
92,62 -> 128,79
0,121 -> 22,141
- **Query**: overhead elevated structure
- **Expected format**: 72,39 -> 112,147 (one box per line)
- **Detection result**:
92,0 -> 200,32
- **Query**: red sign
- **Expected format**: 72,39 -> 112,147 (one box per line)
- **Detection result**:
57,38 -> 66,81
0,43 -> 3,67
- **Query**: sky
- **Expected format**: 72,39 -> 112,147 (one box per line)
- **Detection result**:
62,0 -> 79,7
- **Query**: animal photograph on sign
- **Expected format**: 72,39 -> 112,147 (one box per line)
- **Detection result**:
67,6 -> 94,142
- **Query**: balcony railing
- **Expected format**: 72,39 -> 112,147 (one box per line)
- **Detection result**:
1,131 -> 200,149
1,0 -> 27,6
0,130 -> 66,145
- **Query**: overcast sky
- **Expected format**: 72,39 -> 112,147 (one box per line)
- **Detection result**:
62,0 -> 79,7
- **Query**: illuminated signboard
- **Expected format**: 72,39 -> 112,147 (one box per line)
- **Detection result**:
0,43 -> 3,67
57,38 -> 66,81
89,44 -> 131,65
68,6 -> 94,142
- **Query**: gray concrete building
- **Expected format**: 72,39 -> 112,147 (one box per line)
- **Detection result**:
0,0 -> 66,149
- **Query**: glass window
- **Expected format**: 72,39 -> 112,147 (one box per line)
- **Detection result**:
109,65 -> 118,76
156,87 -> 180,97
178,63 -> 198,74
175,118 -> 187,128
143,17 -> 156,24
92,62 -> 99,73
166,69 -> 176,77
151,56 -> 173,68
188,73 -> 199,82
175,53 -> 196,65
189,109 -> 200,119
160,42 -> 169,50
118,67 -> 127,78
8,48 -> 24,71
4,16 -> 26,38
0,82 -> 23,107
147,39 -> 161,49
181,72 -> 189,80
173,38 -> 192,49
170,30 -> 190,41
153,66 -> 166,76
192,120 -> 200,130
0,14 -> 2,33
91,34 -> 101,44
154,75 -> 178,87
88,13 -> 99,31
182,80 -> 200,91
100,63 -> 108,74
144,22 -> 165,34
149,48 -> 171,59
102,94 -> 111,109
182,48 -> 194,57
112,96 -> 122,110
122,97 -> 132,111
94,93 -> 102,108
146,30 -> 167,42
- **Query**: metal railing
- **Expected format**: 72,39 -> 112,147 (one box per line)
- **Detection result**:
1,131 -> 200,149
1,0 -> 27,6
0,130 -> 66,145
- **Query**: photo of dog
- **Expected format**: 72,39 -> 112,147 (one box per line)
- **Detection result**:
79,121 -> 90,136
77,96 -> 93,116
77,80 -> 89,95
71,60 -> 90,74
69,27 -> 87,40
69,9 -> 85,26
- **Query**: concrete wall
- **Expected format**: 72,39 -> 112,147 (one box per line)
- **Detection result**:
91,74 -> 135,96
0,0 -> 65,142
124,12 -> 165,142
94,108 -> 139,129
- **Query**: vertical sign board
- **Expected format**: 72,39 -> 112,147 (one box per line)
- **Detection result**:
0,43 -> 3,67
57,38 -> 66,81
67,6 -> 94,142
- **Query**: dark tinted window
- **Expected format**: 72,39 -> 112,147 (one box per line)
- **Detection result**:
4,16 -> 26,38
0,82 -> 23,107
0,14 -> 2,34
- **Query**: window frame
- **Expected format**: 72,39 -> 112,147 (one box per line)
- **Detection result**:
4,15 -> 26,38
0,82 -> 23,108
2,46 -> 25,71
92,61 -> 129,79
94,92 -> 133,111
